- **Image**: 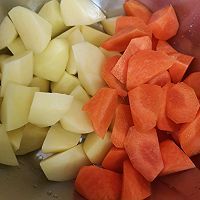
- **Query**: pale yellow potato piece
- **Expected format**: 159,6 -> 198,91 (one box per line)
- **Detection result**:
39,0 -> 67,37
1,83 -> 39,131
0,124 -> 18,166
29,77 -> 49,92
40,144 -> 90,181
8,6 -> 52,53
60,99 -> 93,134
66,48 -> 77,75
72,42 -> 106,96
34,38 -> 69,82
28,92 -> 73,127
67,28 -> 84,46
1,51 -> 33,97
42,123 -> 81,154
99,47 -> 121,57
0,16 -> 18,49
60,0 -> 105,26
83,131 -> 112,165
80,25 -> 111,47
0,54 -> 10,72
7,37 -> 26,55
56,26 -> 77,39
101,17 -> 117,35
51,72 -> 80,94
16,123 -> 49,155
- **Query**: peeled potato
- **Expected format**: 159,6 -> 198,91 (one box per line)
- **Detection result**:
28,92 -> 73,127
0,54 -> 10,72
70,85 -> 90,103
66,48 -> 78,75
101,17 -> 117,35
56,26 -> 77,39
99,47 -> 121,57
67,28 -> 84,45
29,77 -> 49,92
40,144 -> 90,181
7,37 -> 26,55
8,6 -> 52,53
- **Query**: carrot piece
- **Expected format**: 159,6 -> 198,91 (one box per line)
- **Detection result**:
157,129 -> 172,143
111,104 -> 133,148
156,40 -> 177,55
152,35 -> 158,50
122,160 -> 151,200
111,36 -> 152,84
127,50 -> 175,90
178,111 -> 200,157
157,83 -> 180,132
75,166 -> 122,200
101,56 -> 127,97
128,84 -> 163,132
159,140 -> 195,176
184,72 -> 200,99
124,0 -> 152,23
101,26 -> 151,52
148,5 -> 179,40
83,88 -> 118,138
102,147 -> 128,173
166,82 -> 199,124
171,132 -> 180,145
148,71 -> 171,87
124,127 -> 164,182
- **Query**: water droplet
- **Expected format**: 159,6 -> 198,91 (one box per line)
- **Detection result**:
190,24 -> 193,28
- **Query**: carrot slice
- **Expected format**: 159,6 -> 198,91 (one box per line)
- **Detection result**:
156,40 -> 177,55
101,56 -> 127,97
152,35 -> 158,50
148,5 -> 179,40
124,0 -> 152,23
128,84 -> 163,132
127,50 -> 175,90
111,36 -> 152,84
102,147 -> 128,173
83,87 -> 118,138
157,129 -> 172,143
159,140 -> 195,176
148,71 -> 171,87
101,26 -> 151,52
184,72 -> 200,99
111,104 -> 133,148
166,82 -> 199,124
122,160 -> 151,200
75,166 -> 122,200
157,83 -> 180,132
178,111 -> 200,157
171,132 -> 180,145
124,127 -> 164,182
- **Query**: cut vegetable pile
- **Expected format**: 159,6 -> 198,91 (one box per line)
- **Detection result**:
0,0 -> 200,199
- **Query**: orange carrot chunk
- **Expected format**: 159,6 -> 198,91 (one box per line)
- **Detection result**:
171,132 -> 180,145
111,104 -> 133,148
101,56 -> 127,97
148,5 -> 179,40
83,88 -> 118,138
166,82 -> 199,124
157,83 -> 180,132
159,140 -> 195,176
178,111 -> 200,157
111,36 -> 152,84
75,166 -> 122,200
124,127 -> 164,182
148,71 -> 171,87
102,147 -> 128,173
101,26 -> 151,52
128,84 -> 163,132
127,50 -> 175,90
124,0 -> 152,23
184,72 -> 200,99
156,40 -> 177,55
122,160 -> 151,200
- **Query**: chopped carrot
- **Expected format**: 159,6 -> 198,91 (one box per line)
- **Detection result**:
148,71 -> 171,87
111,36 -> 152,84
178,111 -> 200,157
152,35 -> 158,50
166,82 -> 199,124
184,72 -> 200,99
75,166 -> 122,200
102,147 -> 128,173
157,129 -> 172,143
128,84 -> 163,132
171,132 -> 180,145
127,50 -> 175,90
148,5 -> 179,40
101,26 -> 151,52
124,0 -> 152,23
156,40 -> 177,55
111,104 -> 133,148
157,83 -> 180,132
83,88 -> 118,138
122,160 -> 151,200
101,55 -> 127,97
159,140 -> 195,176
124,127 -> 164,182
